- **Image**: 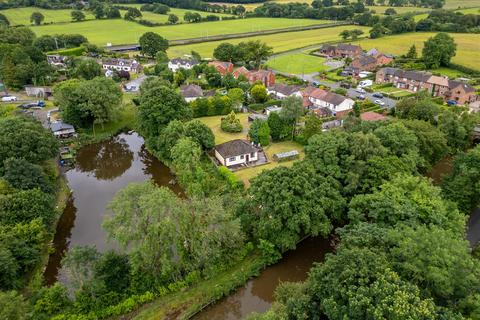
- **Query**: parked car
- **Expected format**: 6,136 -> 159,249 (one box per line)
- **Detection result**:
358,94 -> 366,100
372,92 -> 384,98
447,100 -> 457,106
1,95 -> 17,102
358,80 -> 373,88
374,99 -> 385,106
340,82 -> 351,89
356,87 -> 366,94
312,81 -> 320,87
17,101 -> 45,109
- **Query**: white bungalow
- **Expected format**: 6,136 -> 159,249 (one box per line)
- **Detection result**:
214,139 -> 259,167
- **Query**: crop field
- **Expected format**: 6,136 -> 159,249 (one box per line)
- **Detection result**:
352,32 -> 480,70
266,52 -> 330,74
167,25 -> 370,58
31,17 -> 330,45
0,7 -> 95,25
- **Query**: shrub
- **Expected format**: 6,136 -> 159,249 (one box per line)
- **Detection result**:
220,111 -> 243,133
218,166 -> 244,190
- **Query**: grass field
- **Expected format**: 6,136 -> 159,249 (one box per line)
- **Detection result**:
351,32 -> 480,70
0,7 -> 95,25
444,0 -> 480,9
266,52 -> 329,74
197,114 -> 304,185
32,17 -> 330,45
455,7 -> 480,13
167,25 -> 370,58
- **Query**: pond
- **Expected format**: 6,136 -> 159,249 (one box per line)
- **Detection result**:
44,131 -> 181,285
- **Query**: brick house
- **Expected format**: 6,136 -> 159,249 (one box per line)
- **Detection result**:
208,61 -> 234,75
232,67 -> 275,87
375,68 -> 431,92
445,80 -> 478,105
232,66 -> 250,79
319,44 -> 363,58
350,53 -> 394,73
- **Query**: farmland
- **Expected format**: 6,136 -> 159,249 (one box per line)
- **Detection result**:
167,25 -> 370,58
0,7 -> 95,25
352,32 -> 480,70
31,17 -> 331,45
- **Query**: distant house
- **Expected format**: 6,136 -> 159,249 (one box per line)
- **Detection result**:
47,54 -> 67,68
267,84 -> 301,100
214,139 -> 259,167
208,61 -> 234,75
168,58 -> 199,72
319,44 -> 362,58
180,84 -> 203,102
264,105 -> 282,116
246,69 -> 275,87
232,66 -> 250,79
50,121 -> 75,138
25,85 -> 52,98
349,50 -> 394,75
101,58 -> 142,73
303,87 -> 354,117
360,111 -> 387,122
248,113 -> 268,122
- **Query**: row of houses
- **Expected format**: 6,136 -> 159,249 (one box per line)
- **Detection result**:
376,67 -> 478,105
47,55 -> 144,74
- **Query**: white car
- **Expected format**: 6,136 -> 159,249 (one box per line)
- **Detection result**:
374,99 -> 385,106
1,95 -> 17,102
355,87 -> 366,94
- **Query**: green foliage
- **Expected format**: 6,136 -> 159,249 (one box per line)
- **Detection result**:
0,291 -> 29,320
250,84 -> 268,103
422,33 -> 457,69
124,7 -> 142,20
71,10 -> 86,22
30,11 -> 45,25
2,158 -> 52,193
218,166 -> 244,190
248,119 -> 270,146
139,32 -> 168,58
74,58 -> 102,80
280,95 -> 304,140
0,117 -> 58,165
220,111 -> 243,133
0,188 -> 55,226
54,77 -> 122,129
258,239 -> 281,265
442,145 -> 480,213
213,40 -> 272,68
184,120 -> 215,150
267,112 -> 289,141
34,283 -> 72,318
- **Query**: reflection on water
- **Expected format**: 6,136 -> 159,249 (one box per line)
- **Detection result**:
44,132 -> 181,285
194,237 -> 332,320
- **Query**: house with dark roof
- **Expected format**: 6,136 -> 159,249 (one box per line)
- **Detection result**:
214,139 -> 259,167
349,51 -> 393,74
376,68 -> 432,92
208,61 -> 234,75
101,58 -> 142,73
168,58 -> 199,72
445,80 -> 477,105
50,121 -> 75,138
180,84 -> 204,102
318,44 -> 363,58
267,84 -> 301,99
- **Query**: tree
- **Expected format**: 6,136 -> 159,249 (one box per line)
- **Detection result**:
442,146 -> 480,213
422,32 -> 457,69
303,114 -> 323,142
227,88 -> 244,111
138,84 -> 191,137
71,10 -> 86,22
139,32 -> 169,58
184,120 -> 215,150
385,8 -> 397,15
0,291 -> 30,320
406,44 -> 417,59
0,117 -> 58,165
74,58 -> 102,80
62,246 -> 100,292
280,96 -> 304,140
339,29 -> 350,40
30,12 -> 45,25
373,122 -> 418,157
213,43 -> 237,61
0,27 -> 35,46
33,283 -> 72,318
54,78 -> 123,129
248,119 -> 270,146
350,29 -> 364,40
184,11 -> 201,23
168,14 -> 179,24
105,182 -> 243,287
250,84 -> 268,103
267,112 -> 289,141
105,6 -> 121,19
2,158 -> 52,193
222,73 -> 237,89
0,13 -> 9,26
243,161 -> 345,251
124,7 -> 142,20
369,23 -> 389,38
348,175 -> 465,234
221,111 -> 243,133
239,40 -> 273,68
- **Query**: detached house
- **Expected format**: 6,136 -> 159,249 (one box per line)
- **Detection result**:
101,58 -> 142,73
445,80 -> 478,105
180,84 -> 203,102
168,58 -> 199,72
208,61 -> 234,75
214,139 -> 259,167
232,67 -> 276,87
303,87 -> 354,117
267,84 -> 301,100
349,51 -> 393,74
50,121 -> 76,138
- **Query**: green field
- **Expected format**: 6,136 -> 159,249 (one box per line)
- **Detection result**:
167,25 -> 370,58
32,17 -> 330,45
444,0 -> 480,8
455,7 -> 480,13
0,7 -> 95,25
352,32 -> 480,70
266,52 -> 330,74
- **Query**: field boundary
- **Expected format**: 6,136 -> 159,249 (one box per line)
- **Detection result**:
104,21 -> 351,51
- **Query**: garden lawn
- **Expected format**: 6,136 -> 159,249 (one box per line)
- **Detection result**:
266,52 -> 330,74
0,7 -> 95,25
32,17 -> 330,45
351,32 -> 480,71
168,25 -> 370,58
197,114 -> 304,185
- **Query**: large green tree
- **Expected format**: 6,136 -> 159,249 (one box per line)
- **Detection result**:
139,32 -> 168,58
422,32 -> 457,68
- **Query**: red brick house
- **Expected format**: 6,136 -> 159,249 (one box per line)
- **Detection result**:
232,66 -> 250,79
208,61 -> 234,75
247,69 -> 275,87
319,43 -> 363,58
445,80 -> 478,105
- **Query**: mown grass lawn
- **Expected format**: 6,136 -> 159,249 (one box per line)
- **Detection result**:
0,7 -> 95,25
32,17 -> 329,45
168,25 -> 370,58
198,114 -> 304,186
351,32 -> 480,71
266,52 -> 330,74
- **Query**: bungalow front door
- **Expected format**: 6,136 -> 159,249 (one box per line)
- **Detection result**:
246,154 -> 250,162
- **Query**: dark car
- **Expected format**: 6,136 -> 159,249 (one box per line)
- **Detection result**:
447,100 -> 457,106
340,82 -> 351,89
372,92 -> 384,98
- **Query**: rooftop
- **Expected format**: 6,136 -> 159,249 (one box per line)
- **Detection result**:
215,139 -> 258,158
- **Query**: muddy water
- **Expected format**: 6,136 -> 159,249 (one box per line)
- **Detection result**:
193,237 -> 332,320
44,132 -> 181,285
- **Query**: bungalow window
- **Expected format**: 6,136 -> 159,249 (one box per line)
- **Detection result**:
240,155 -> 244,159
229,157 -> 236,161
251,152 -> 255,157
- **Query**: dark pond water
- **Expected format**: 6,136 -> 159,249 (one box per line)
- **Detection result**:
193,237 -> 333,320
44,131 -> 182,285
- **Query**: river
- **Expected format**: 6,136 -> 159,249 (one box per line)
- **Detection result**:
44,131 -> 181,285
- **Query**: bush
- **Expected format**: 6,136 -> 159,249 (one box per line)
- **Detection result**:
220,111 -> 243,133
49,46 -> 86,56
218,166 -> 244,190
